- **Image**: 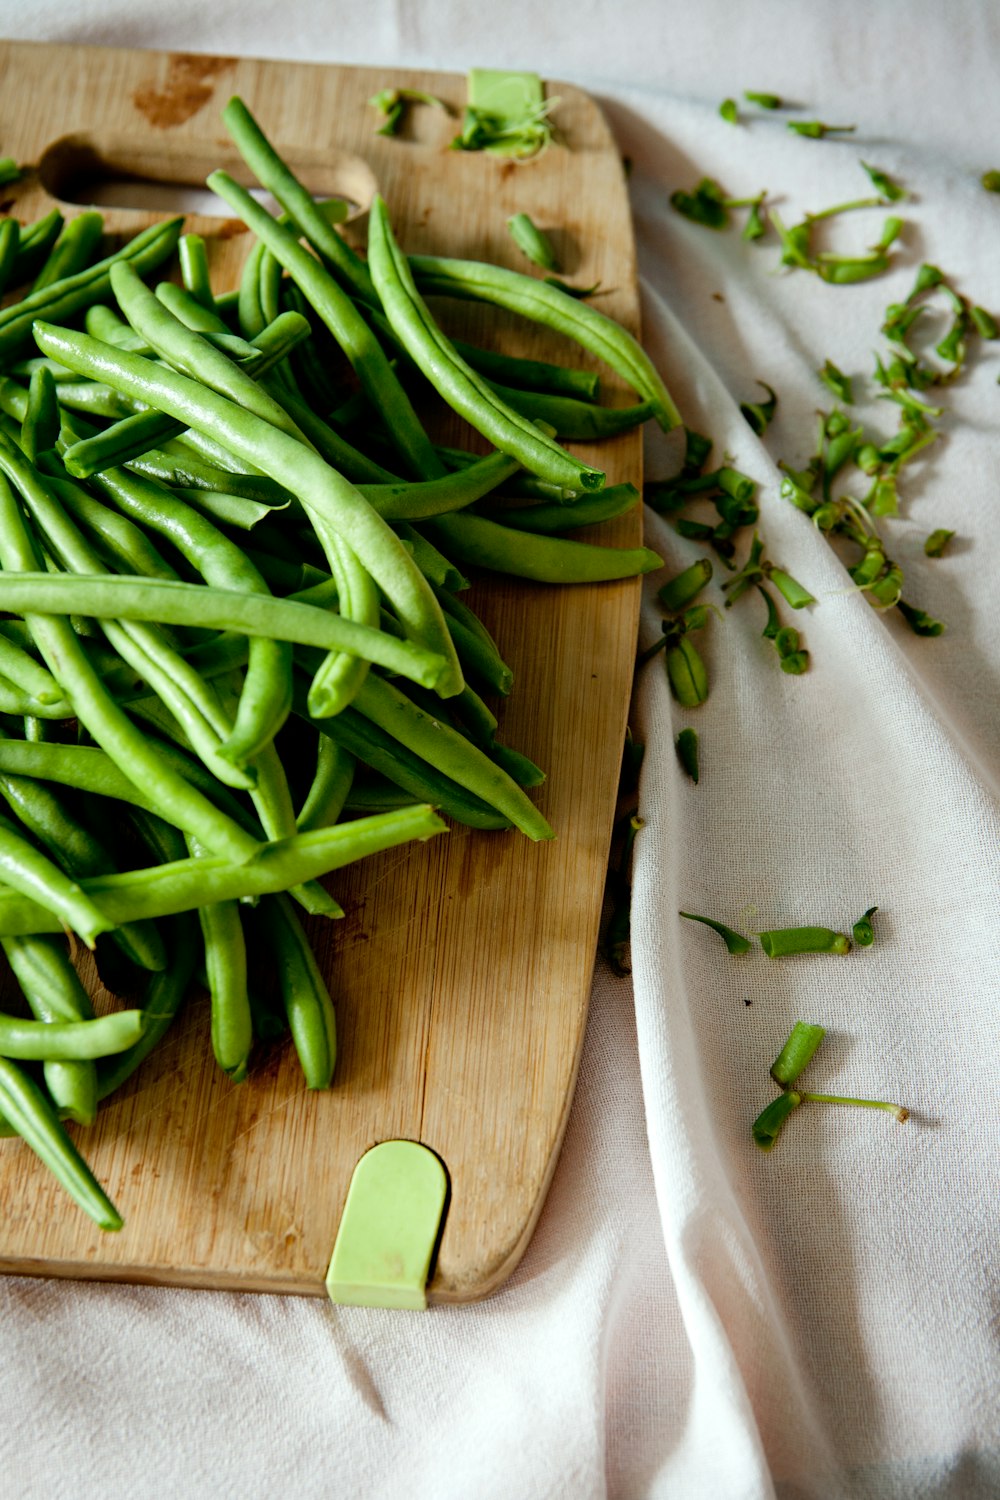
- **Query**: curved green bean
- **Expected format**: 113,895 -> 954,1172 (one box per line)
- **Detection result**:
96,912 -> 199,1100
367,196 -> 606,494
359,449 -> 520,520
487,383 -> 654,441
2,933 -> 97,1126
410,253 -> 681,431
0,808 -> 113,948
0,1007 -> 145,1061
423,511 -> 662,583
485,482 -> 640,534
0,1055 -> 122,1229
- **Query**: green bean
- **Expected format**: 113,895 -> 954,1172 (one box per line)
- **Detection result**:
96,912 -> 199,1100
0,1006 -> 145,1061
2,933 -> 97,1125
410,253 -> 681,431
448,338 -> 600,401
188,836 -> 252,1081
506,212 -> 560,271
221,95 -> 375,305
0,569 -> 450,693
0,626 -> 68,705
0,803 -> 447,935
487,384 -> 654,441
125,445 -> 293,506
0,472 -> 261,863
205,170 -> 443,480
487,483 -> 640,534
352,674 -> 552,839
112,262 -> 311,446
367,196 -> 606,494
8,208 -> 62,287
296,738 -> 355,832
0,216 -> 183,363
0,805 -> 114,947
298,695 -> 511,830
64,309 -> 312,478
0,740 -> 166,972
85,302 -> 151,351
31,211 -> 105,294
257,893 -> 337,1088
359,449 -> 520,520
433,584 -> 513,695
91,462 -> 295,765
0,1054 -> 122,1229
33,320 -> 465,695
52,477 -> 181,582
178,232 -> 214,308
395,521 -> 468,592
422,510 -> 662,583
22,364 -> 60,461
110,265 -> 379,723
0,219 -> 20,300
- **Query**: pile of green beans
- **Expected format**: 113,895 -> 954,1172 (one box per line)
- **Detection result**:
0,93 -> 674,1230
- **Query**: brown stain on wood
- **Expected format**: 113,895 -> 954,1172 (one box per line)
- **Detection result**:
132,53 -> 236,129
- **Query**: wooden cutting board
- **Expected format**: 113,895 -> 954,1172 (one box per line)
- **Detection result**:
0,39 -> 645,1302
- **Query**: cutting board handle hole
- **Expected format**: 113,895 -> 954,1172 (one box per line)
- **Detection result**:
37,132 -> 377,222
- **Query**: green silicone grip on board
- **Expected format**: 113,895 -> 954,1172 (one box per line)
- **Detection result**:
326,1140 -> 449,1310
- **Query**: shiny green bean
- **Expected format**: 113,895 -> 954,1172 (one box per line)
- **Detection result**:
423,510 -> 662,583
0,1054 -> 122,1229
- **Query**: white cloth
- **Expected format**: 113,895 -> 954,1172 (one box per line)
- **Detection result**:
1,3 -> 998,1497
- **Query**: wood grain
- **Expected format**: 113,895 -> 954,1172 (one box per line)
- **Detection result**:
0,40 -> 645,1301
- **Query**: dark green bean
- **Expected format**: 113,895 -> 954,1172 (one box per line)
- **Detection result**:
359,449 -> 520,520
423,510 -> 662,583
351,674 -> 552,840
297,694 -> 511,831
448,338 -> 600,401
0,219 -> 20,300
8,209 -> 62,287
486,483 -> 640,534
487,383 -> 654,441
0,1054 -> 122,1229
295,737 -> 355,832
188,836 -> 252,1081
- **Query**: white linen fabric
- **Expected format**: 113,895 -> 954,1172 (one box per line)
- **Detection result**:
0,3 -> 997,1497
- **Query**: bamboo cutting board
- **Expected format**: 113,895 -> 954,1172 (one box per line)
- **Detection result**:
0,39 -> 646,1301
